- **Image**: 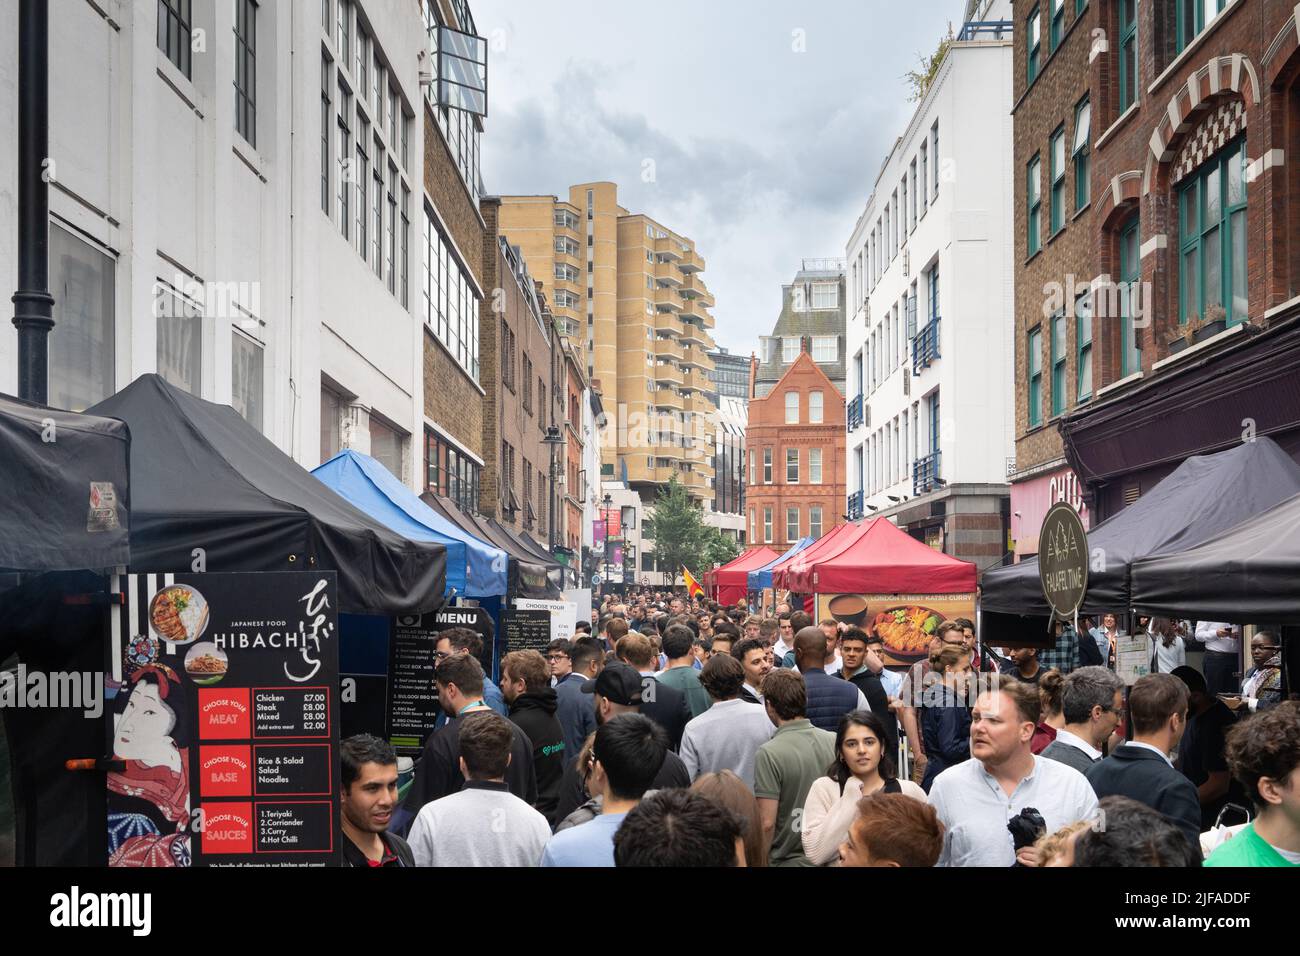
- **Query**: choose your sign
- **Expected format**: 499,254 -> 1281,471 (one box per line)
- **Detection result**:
1038,501 -> 1088,617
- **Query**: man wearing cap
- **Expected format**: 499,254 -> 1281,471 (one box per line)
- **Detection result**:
550,661 -> 691,824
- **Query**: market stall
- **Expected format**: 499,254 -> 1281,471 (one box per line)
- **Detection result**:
746,537 -> 814,593
421,493 -> 560,600
711,547 -> 780,607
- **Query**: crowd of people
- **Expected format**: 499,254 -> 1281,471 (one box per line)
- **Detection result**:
337,588 -> 1298,868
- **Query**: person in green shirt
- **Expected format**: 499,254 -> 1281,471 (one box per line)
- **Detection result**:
657,624 -> 712,719
753,669 -> 836,867
1205,701 -> 1300,867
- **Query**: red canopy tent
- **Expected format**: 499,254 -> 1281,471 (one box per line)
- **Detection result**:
711,547 -> 779,606
770,522 -> 863,592
785,517 -> 977,594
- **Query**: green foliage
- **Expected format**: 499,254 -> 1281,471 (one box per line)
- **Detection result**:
644,476 -> 739,584
904,23 -> 955,103
702,527 -> 740,568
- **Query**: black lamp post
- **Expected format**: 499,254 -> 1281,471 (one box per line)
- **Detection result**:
602,492 -> 613,593
542,424 -> 564,553
11,0 -> 54,404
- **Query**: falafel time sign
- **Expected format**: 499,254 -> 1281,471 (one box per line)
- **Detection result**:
1038,502 -> 1088,617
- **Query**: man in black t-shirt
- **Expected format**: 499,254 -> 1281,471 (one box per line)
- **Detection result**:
1172,666 -> 1245,829
340,734 -> 416,867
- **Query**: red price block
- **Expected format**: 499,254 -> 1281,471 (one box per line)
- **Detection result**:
201,802 -> 254,855
199,745 -> 252,797
198,688 -> 251,740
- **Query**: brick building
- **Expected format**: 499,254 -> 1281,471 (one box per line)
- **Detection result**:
1013,0 -> 1300,537
420,0 -> 487,511
743,351 -> 847,550
561,341 -> 588,556
478,198 -> 562,544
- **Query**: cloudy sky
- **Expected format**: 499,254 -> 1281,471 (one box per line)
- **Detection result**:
473,0 -> 960,355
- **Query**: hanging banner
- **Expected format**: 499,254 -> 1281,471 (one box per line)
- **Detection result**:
107,572 -> 340,867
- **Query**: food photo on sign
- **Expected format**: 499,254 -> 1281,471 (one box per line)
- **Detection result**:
816,593 -> 977,668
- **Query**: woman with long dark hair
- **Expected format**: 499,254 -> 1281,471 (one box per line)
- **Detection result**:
800,710 -> 926,865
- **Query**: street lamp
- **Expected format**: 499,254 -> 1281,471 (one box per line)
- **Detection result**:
602,492 -> 613,595
542,424 -> 565,553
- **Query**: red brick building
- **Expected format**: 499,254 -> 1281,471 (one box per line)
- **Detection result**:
1012,0 -> 1300,534
743,351 -> 846,550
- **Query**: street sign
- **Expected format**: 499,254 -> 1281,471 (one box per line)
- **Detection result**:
591,573 -> 602,586
1038,501 -> 1088,617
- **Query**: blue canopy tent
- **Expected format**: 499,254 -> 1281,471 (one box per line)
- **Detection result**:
747,537 -> 814,592
313,449 -> 508,598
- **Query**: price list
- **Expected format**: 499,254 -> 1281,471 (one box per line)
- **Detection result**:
253,686 -> 332,738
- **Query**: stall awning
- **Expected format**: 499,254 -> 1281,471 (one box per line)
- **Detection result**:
747,537 -> 814,592
772,523 -> 863,592
88,374 -> 445,616
786,518 -> 977,595
713,547 -> 780,606
982,437 -> 1300,616
420,493 -> 560,599
313,449 -> 507,598
0,392 -> 131,571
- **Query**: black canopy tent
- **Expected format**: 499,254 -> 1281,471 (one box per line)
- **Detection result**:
982,438 -> 1300,630
420,492 -> 559,599
490,518 -> 565,594
0,393 -> 130,572
89,375 -> 445,615
1131,490 -> 1300,623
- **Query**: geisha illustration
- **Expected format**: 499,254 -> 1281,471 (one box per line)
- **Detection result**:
107,664 -> 192,866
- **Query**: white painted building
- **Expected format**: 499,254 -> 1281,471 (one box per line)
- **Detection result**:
0,0 -> 426,485
843,0 -> 1015,564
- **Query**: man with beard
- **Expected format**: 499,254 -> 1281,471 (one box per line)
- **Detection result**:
501,650 -> 566,826
341,734 -> 415,867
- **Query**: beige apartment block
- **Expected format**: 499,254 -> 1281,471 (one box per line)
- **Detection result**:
499,183 -> 717,505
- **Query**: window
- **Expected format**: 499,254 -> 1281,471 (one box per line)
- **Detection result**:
920,143 -> 929,214
355,23 -> 369,101
748,450 -> 755,485
1119,217 -> 1142,376
1051,312 -> 1067,416
368,418 -> 403,480
401,185 -> 410,308
372,137 -> 384,274
321,387 -> 342,463
1178,0 -> 1227,54
811,336 -> 837,362
356,120 -> 369,257
337,0 -> 350,65
48,223 -> 115,412
1050,127 -> 1066,234
810,448 -> 823,484
1050,0 -> 1064,52
809,506 -> 823,539
157,0 -> 192,78
812,283 -> 838,309
1027,5 -> 1041,84
422,204 -> 481,380
1028,326 -> 1043,427
932,121 -> 940,195
900,177 -> 908,243
321,56 -> 332,214
232,331 -> 263,431
428,430 -> 480,512
1076,289 -> 1093,402
782,336 -> 801,362
1073,96 -> 1091,211
785,391 -> 799,424
809,390 -> 824,424
386,164 -> 397,292
1179,138 -> 1247,327
763,447 -> 773,484
156,282 -> 202,396
337,79 -> 351,240
786,507 -> 800,543
234,0 -> 257,147
749,508 -> 756,542
763,507 -> 773,543
1027,154 -> 1042,255
1119,0 -> 1137,112
786,448 -> 800,484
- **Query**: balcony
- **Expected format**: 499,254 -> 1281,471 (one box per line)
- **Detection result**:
846,490 -> 864,521
912,317 -> 940,375
653,388 -> 685,411
681,369 -> 713,393
651,286 -> 682,313
653,260 -> 684,287
655,338 -> 685,362
680,469 -> 711,495
679,274 -> 714,306
956,19 -> 1013,41
846,393 -> 863,431
686,394 -> 715,417
680,345 -> 714,370
653,363 -> 684,387
678,247 -> 705,273
913,450 -> 942,496
655,313 -> 685,337
679,321 -> 709,346
679,297 -> 711,322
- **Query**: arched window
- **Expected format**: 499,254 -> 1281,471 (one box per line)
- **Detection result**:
1177,137 -> 1248,327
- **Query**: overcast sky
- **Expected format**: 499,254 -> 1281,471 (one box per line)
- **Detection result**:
473,0 -> 960,355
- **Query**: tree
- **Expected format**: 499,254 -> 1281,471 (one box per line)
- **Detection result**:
903,23 -> 955,103
701,527 -> 740,569
644,475 -> 707,585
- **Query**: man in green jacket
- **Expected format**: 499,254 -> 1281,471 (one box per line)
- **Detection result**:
1205,701 -> 1300,867
656,624 -> 711,719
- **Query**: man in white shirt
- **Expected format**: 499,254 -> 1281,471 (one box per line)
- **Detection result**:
680,654 -> 774,787
771,613 -> 796,667
1041,666 -> 1125,774
928,675 -> 1098,867
1193,620 -> 1241,696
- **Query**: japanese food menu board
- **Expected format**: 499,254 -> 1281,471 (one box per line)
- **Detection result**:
107,572 -> 341,867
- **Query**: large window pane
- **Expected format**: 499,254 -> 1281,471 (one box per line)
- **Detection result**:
48,224 -> 115,412
156,286 -> 202,395
231,332 -> 263,431
1204,226 -> 1222,311
1230,208 -> 1247,322
370,416 -> 403,480
321,388 -> 341,463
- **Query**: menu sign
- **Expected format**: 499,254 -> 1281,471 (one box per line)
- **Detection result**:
504,609 -> 552,654
387,607 -> 495,753
107,572 -> 340,867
